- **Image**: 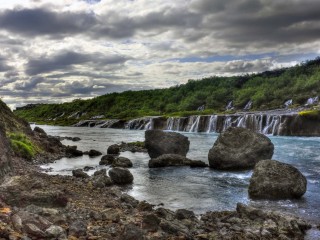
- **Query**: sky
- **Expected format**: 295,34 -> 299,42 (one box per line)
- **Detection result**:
0,0 -> 319,109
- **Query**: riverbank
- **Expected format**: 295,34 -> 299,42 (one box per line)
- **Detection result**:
0,161 -> 315,239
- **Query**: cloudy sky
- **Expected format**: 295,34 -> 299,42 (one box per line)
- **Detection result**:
0,0 -> 319,109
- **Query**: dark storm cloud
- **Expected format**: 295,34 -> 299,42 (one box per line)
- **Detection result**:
25,51 -> 130,75
0,1 -> 319,47
0,8 -> 96,37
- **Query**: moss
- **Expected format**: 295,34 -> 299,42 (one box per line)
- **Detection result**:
8,133 -> 37,161
127,141 -> 145,148
298,110 -> 320,120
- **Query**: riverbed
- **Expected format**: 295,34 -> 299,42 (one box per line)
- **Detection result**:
36,125 -> 320,224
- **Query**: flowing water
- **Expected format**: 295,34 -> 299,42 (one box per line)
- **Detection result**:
37,125 -> 320,225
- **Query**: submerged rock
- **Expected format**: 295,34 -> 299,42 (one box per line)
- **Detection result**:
148,154 -> 207,168
109,167 -> 133,184
112,157 -> 133,168
208,127 -> 274,170
248,160 -> 307,199
145,130 -> 190,158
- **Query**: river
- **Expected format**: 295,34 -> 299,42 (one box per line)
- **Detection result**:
36,125 -> 320,225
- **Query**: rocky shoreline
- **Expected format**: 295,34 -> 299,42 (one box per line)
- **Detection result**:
0,99 -> 319,239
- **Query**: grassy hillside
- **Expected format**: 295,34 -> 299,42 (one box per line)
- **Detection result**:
14,57 -> 320,125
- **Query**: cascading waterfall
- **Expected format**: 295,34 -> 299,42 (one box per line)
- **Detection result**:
189,116 -> 201,132
207,115 -> 218,133
222,116 -> 232,131
305,96 -> 319,105
243,100 -> 253,110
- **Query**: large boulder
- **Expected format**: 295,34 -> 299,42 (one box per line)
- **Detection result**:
107,144 -> 120,155
99,155 -> 115,165
145,130 -> 189,158
148,154 -> 207,168
248,160 -> 307,199
208,127 -> 274,170
109,167 -> 133,185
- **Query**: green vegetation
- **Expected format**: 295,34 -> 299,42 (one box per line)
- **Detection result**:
127,141 -> 145,148
8,133 -> 37,161
298,109 -> 320,120
14,57 -> 320,125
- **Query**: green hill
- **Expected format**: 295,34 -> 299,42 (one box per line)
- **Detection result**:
14,57 -> 320,125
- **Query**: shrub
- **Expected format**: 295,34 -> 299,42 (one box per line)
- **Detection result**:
8,133 -> 37,161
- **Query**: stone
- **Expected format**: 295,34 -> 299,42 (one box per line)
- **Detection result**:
145,130 -> 190,158
148,154 -> 207,168
112,157 -> 133,168
92,174 -> 113,188
69,220 -> 87,237
83,166 -> 94,172
248,160 -> 307,199
33,126 -> 47,137
120,194 -> 139,208
109,167 -> 134,185
99,155 -> 115,165
23,223 -> 46,238
72,169 -> 89,178
175,209 -> 195,220
189,160 -> 208,168
208,127 -> 274,170
121,223 -> 145,240
45,225 -> 66,238
107,144 -> 120,155
88,149 -> 102,157
66,146 -> 83,158
93,169 -> 106,176
0,126 -> 11,180
142,214 -> 160,232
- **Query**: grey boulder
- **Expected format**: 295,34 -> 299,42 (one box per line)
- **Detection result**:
208,127 -> 274,170
248,160 -> 307,199
145,130 -> 189,158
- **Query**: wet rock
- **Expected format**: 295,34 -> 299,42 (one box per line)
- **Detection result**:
145,130 -> 190,158
93,169 -> 106,176
121,223 -> 145,240
112,157 -> 133,168
119,141 -> 147,153
107,144 -> 120,155
72,169 -> 89,178
208,127 -> 274,170
148,154 -> 206,168
88,149 -> 102,157
109,167 -> 134,185
142,213 -> 160,232
66,146 -> 83,158
249,160 -> 307,199
83,166 -> 94,171
69,220 -> 87,237
189,160 -> 208,168
175,209 -> 195,220
99,155 -> 115,165
72,137 -> 81,141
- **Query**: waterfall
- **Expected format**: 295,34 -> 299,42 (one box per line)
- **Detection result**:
284,99 -> 293,108
207,115 -> 218,133
222,116 -> 232,131
166,117 -> 174,130
144,118 -> 154,130
243,100 -> 253,110
226,101 -> 234,110
262,115 -> 283,135
305,96 -> 319,105
189,116 -> 201,132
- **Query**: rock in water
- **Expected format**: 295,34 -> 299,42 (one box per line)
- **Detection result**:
72,169 -> 89,178
107,144 -> 120,155
148,154 -> 207,168
112,157 -> 133,168
208,127 -> 274,170
145,130 -> 190,158
248,160 -> 307,199
88,149 -> 102,157
109,167 -> 133,184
